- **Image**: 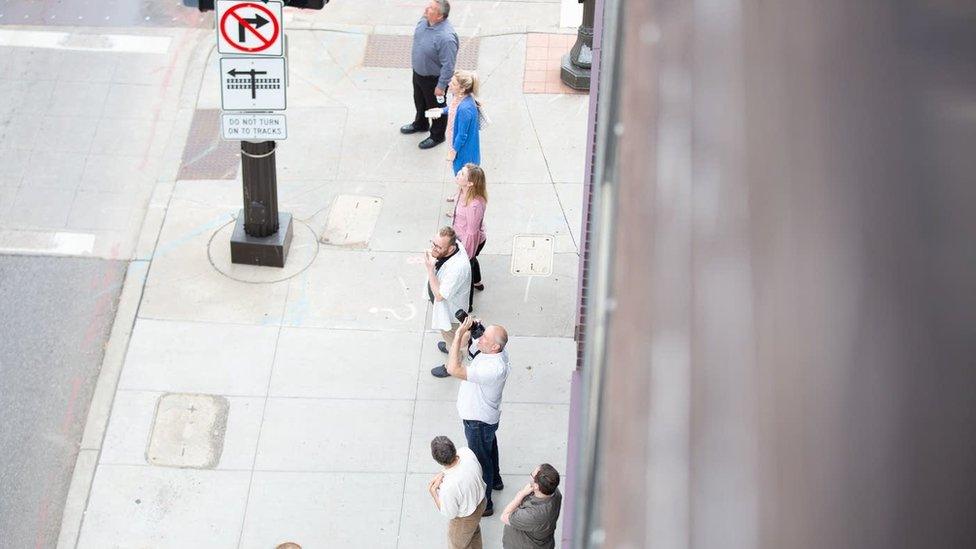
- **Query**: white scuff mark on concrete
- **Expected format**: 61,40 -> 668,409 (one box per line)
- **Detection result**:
0,230 -> 95,256
0,29 -> 171,54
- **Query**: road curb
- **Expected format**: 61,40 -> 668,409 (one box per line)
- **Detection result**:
54,28 -> 216,549
55,260 -> 148,549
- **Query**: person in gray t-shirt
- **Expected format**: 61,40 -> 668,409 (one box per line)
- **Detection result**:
501,464 -> 563,549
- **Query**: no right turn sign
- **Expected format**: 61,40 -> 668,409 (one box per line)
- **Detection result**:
216,0 -> 284,56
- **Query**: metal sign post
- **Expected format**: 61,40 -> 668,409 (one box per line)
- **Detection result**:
214,0 -> 291,268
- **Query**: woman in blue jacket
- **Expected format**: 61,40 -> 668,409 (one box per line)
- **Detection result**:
434,70 -> 482,175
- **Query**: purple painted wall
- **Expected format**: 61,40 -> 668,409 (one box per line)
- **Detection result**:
564,0 -> 605,545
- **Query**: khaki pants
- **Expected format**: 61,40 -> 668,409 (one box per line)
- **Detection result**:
441,321 -> 460,349
448,498 -> 486,549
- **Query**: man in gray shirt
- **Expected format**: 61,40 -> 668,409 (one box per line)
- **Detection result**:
400,0 -> 459,149
501,464 -> 563,549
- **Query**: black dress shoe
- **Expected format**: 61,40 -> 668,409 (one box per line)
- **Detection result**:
400,123 -> 428,134
431,365 -> 450,378
438,341 -> 448,354
493,481 -> 504,491
481,507 -> 494,517
418,137 -> 444,149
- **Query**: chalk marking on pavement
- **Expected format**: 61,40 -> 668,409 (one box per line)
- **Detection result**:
523,276 -> 533,303
396,274 -> 418,320
139,29 -> 186,170
0,29 -> 171,54
282,269 -> 311,326
154,214 -> 234,258
369,304 -> 417,321
367,276 -> 418,321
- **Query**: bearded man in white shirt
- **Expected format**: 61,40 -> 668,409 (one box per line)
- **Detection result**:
425,226 -> 471,378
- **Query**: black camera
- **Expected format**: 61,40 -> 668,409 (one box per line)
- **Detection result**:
455,310 -> 486,340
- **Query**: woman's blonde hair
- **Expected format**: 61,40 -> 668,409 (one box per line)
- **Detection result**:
453,69 -> 480,97
453,69 -> 484,112
463,163 -> 488,205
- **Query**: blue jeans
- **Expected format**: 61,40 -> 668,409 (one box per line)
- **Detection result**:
463,419 -> 500,510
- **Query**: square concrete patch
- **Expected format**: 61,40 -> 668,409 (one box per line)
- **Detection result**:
147,393 -> 229,469
511,234 -> 555,276
319,194 -> 383,248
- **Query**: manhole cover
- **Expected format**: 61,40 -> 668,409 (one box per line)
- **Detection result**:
511,234 -> 554,276
147,393 -> 229,469
363,34 -> 479,70
320,195 -> 383,248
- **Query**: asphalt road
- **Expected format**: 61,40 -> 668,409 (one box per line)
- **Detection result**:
0,4 -> 207,546
0,255 -> 125,549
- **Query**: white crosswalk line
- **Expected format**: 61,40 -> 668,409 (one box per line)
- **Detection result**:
0,29 -> 171,54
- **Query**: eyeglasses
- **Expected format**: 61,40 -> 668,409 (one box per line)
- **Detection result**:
431,240 -> 445,250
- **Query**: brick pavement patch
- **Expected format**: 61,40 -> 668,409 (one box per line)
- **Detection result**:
177,109 -> 240,181
524,33 -> 588,95
363,34 -> 479,70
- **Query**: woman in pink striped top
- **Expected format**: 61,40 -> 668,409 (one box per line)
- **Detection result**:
448,163 -> 488,312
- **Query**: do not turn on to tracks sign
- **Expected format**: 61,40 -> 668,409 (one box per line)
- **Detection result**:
217,0 -> 284,56
222,113 -> 287,141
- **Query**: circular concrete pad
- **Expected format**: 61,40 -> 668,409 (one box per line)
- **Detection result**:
208,217 -> 319,283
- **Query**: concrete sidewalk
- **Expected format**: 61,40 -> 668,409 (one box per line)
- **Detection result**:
60,3 -> 588,548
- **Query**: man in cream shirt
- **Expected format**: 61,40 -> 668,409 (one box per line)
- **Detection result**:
424,226 -> 471,378
428,436 -> 488,548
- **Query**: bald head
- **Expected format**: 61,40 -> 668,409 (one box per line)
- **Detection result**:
479,325 -> 508,354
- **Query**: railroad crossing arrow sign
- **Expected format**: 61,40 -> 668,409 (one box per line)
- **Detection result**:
216,0 -> 284,56
220,57 -> 287,111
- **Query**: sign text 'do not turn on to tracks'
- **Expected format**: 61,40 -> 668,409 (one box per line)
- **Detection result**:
217,0 -> 284,56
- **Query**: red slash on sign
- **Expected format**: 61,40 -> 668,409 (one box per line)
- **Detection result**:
219,2 -> 280,53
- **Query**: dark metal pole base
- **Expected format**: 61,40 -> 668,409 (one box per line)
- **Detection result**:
560,53 -> 592,90
230,210 -> 293,268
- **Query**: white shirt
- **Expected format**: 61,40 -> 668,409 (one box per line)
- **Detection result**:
429,243 -> 472,331
439,447 -> 486,518
457,346 -> 510,424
